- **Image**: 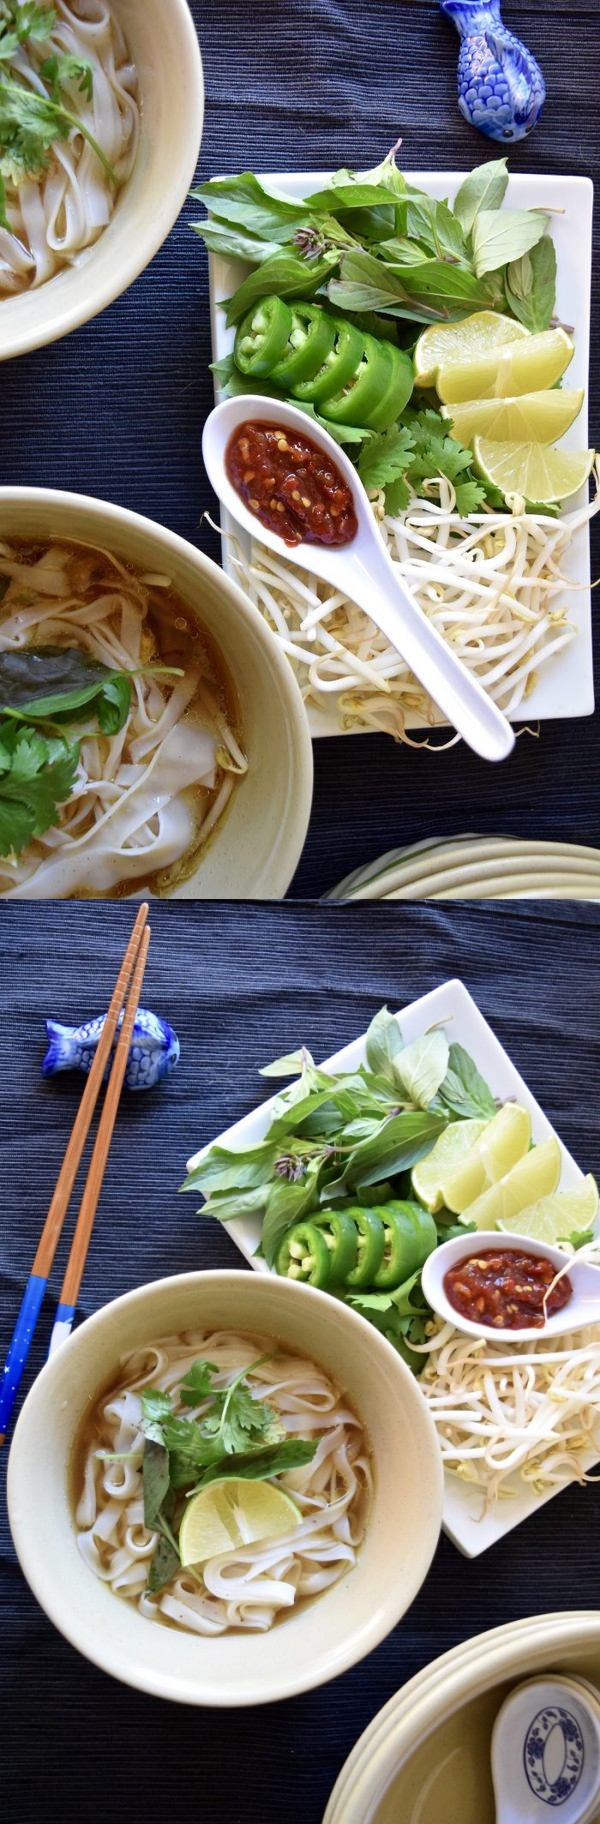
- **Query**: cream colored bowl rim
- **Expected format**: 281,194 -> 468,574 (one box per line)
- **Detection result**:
0,0 -> 204,360
323,1610 -> 600,1821
7,1270 -> 444,1706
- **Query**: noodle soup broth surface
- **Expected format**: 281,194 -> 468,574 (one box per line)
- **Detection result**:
71,1328 -> 372,1636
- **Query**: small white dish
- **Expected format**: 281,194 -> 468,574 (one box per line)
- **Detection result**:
202,396 -> 514,762
492,1676 -> 600,1824
7,1269 -> 443,1706
422,1233 -> 600,1347
187,977 -> 591,1557
0,0 -> 204,360
208,169 -> 594,737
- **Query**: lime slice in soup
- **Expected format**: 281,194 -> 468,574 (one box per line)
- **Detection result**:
179,1478 -> 302,1566
498,1173 -> 599,1243
462,1135 -> 562,1230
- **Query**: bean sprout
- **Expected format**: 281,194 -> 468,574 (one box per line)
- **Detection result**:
418,1309 -> 600,1512
232,471 -> 599,744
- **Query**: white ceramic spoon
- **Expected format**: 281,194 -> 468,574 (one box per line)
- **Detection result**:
202,395 -> 515,764
421,1231 -> 600,1345
491,1676 -> 600,1824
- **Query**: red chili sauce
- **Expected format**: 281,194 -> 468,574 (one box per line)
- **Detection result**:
443,1248 -> 573,1331
225,421 -> 358,548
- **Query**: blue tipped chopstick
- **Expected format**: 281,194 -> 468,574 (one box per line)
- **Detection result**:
48,922 -> 150,1358
0,904 -> 149,1443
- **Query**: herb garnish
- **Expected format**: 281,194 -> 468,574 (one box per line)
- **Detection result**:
103,1357 -> 318,1594
0,717 -> 78,856
0,1 -> 105,229
192,148 -> 557,334
0,647 -> 184,856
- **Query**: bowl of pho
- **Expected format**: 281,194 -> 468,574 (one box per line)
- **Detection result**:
0,489 -> 313,897
0,0 -> 204,359
7,1269 -> 443,1706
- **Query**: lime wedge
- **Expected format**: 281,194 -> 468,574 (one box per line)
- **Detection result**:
179,1477 -> 302,1567
441,389 -> 584,446
437,328 -> 574,405
473,438 -> 595,504
416,1104 -> 531,1215
463,1136 -> 562,1230
414,311 -> 528,388
498,1174 -> 599,1244
412,1118 -> 491,1212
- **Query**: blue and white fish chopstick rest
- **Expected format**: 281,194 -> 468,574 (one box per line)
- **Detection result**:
43,1007 -> 179,1091
439,0 -> 545,143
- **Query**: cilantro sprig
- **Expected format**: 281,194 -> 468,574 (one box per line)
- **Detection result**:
0,716 -> 78,857
358,409 -> 491,515
0,1 -> 103,220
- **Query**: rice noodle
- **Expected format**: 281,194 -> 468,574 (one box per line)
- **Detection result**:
0,0 -> 139,298
0,539 -> 247,896
232,472 -> 599,744
75,1329 -> 371,1635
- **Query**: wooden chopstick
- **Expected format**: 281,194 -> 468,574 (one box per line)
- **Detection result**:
0,905 -> 148,1443
48,922 -> 151,1357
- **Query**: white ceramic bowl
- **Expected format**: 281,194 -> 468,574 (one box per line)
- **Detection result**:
0,0 -> 204,361
323,1612 -> 600,1824
0,488 -> 313,897
7,1269 -> 444,1706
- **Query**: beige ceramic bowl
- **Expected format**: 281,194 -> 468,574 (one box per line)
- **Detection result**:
0,488 -> 313,897
7,1269 -> 443,1706
323,1611 -> 600,1823
0,0 -> 204,361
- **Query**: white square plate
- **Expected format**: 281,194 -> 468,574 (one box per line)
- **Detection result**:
208,170 -> 594,737
188,977 -> 596,1557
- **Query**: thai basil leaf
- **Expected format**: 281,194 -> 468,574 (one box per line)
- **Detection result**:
433,1042 -> 497,1120
259,1048 -> 313,1079
365,1005 -> 404,1083
471,208 -> 548,277
143,1437 -> 171,1527
148,1533 -> 180,1593
453,158 -> 509,235
200,1184 -> 273,1224
181,1141 -> 280,1198
191,172 -> 311,240
504,235 -> 556,332
326,1110 -> 448,1195
0,646 -> 131,728
405,193 -> 468,262
187,1437 -> 318,1494
224,250 -> 339,326
393,1031 -> 449,1109
262,1164 -> 322,1267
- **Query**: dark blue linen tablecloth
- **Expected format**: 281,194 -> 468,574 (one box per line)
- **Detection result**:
1,898 -> 600,1821
0,0 -> 598,897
